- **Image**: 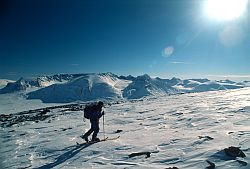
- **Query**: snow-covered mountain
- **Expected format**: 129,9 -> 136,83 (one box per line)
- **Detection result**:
123,74 -> 178,99
174,79 -> 243,92
0,79 -> 14,89
0,73 -> 248,102
242,81 -> 250,86
0,78 -> 34,94
216,79 -> 237,84
27,73 -> 131,103
0,74 -> 86,94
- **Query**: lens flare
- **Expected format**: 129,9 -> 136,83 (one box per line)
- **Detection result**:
204,0 -> 248,21
163,46 -> 174,57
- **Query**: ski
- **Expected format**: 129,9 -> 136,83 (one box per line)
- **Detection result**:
76,135 -> 120,146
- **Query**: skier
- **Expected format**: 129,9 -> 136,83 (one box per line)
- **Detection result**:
81,101 -> 105,142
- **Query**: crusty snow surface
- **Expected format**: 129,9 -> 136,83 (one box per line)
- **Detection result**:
1,88 -> 250,168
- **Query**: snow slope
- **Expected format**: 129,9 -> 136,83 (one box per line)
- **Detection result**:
0,92 -> 61,114
0,78 -> 39,94
242,81 -> 250,86
28,73 -> 244,103
28,73 -> 131,103
1,87 -> 249,169
0,74 -> 86,94
123,74 -> 179,99
173,79 -> 243,93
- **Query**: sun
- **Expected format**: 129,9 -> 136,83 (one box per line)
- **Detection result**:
204,0 -> 248,21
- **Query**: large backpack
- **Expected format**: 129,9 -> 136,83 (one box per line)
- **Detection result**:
84,103 -> 96,119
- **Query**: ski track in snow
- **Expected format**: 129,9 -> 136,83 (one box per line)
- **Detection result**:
1,88 -> 250,168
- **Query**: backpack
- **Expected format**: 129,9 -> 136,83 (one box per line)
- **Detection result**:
84,103 -> 96,119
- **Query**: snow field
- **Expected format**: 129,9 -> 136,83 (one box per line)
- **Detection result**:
0,87 -> 250,168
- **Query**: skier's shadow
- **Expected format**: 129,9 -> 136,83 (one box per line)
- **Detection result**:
34,143 -> 92,169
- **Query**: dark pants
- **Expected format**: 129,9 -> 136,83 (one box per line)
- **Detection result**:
84,120 -> 100,140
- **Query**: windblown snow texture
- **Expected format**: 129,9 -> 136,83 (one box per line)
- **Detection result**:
1,87 -> 249,169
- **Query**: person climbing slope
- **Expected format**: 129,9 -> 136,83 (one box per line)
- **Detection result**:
81,101 -> 104,142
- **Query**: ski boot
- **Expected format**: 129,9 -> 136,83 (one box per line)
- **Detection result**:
80,135 -> 89,143
91,137 -> 100,142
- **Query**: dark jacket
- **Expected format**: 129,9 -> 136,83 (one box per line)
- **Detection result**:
90,105 -> 103,123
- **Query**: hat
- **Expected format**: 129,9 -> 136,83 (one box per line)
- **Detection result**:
98,101 -> 104,106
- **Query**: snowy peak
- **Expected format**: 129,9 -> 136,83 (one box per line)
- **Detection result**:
165,77 -> 182,86
0,74 -> 88,94
0,79 -> 15,89
216,79 -> 236,84
0,73 -> 122,94
123,74 -> 178,99
174,79 -> 243,92
119,75 -> 136,81
0,73 -> 248,102
0,78 -> 33,94
27,73 -> 131,103
190,78 -> 210,83
242,81 -> 250,86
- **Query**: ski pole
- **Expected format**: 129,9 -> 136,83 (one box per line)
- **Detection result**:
103,112 -> 105,140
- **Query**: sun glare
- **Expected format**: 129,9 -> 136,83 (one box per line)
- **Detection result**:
204,0 -> 248,21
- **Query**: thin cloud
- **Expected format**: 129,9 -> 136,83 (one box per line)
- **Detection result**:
208,74 -> 250,78
170,61 -> 195,65
6,72 -> 18,76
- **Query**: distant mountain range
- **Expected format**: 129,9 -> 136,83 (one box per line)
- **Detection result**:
0,79 -> 15,89
0,73 -> 249,103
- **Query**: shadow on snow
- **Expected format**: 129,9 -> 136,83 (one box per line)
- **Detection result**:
34,143 -> 92,169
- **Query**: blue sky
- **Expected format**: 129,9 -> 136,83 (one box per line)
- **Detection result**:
0,0 -> 249,81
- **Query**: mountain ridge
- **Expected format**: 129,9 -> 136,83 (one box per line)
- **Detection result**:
0,73 -> 247,102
